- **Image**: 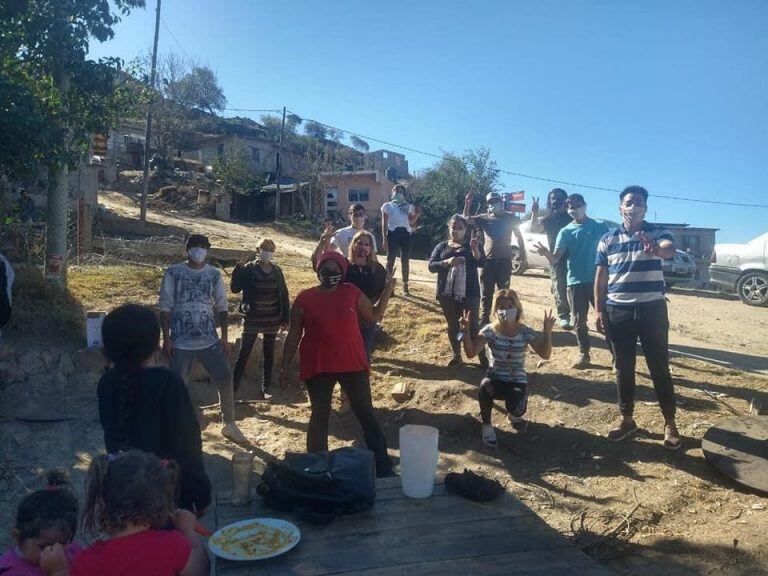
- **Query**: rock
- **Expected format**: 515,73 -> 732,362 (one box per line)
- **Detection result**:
58,352 -> 77,376
77,348 -> 108,374
0,343 -> 16,362
391,381 -> 413,402
40,349 -> 61,369
18,350 -> 46,375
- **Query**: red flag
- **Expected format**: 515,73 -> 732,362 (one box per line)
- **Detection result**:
509,191 -> 525,202
508,202 -> 526,213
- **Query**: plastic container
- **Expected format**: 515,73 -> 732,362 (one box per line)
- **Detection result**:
86,312 -> 106,348
399,425 -> 439,498
231,452 -> 254,506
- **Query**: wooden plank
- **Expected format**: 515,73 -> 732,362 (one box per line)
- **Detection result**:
217,515 -> 570,576
338,548 -> 615,576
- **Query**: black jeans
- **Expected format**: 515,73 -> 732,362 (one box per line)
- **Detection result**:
437,295 -> 486,366
606,300 -> 676,420
550,259 -> 571,322
479,376 -> 528,424
568,282 -> 594,353
480,259 -> 512,324
305,371 -> 393,476
386,227 -> 411,285
233,333 -> 277,391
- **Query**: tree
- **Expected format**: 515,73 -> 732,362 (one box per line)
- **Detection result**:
0,0 -> 146,283
350,135 -> 370,153
174,65 -> 226,114
409,147 -> 503,255
304,120 -> 327,140
213,139 -> 264,196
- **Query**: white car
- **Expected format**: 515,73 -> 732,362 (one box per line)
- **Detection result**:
709,232 -> 768,307
510,217 -> 618,275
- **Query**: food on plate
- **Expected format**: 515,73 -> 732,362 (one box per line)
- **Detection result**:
210,520 -> 296,558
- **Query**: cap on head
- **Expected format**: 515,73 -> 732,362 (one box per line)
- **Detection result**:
186,234 -> 211,249
316,250 -> 348,278
486,191 -> 502,203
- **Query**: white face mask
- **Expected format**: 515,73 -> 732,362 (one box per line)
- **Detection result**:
260,251 -> 274,262
188,247 -> 207,263
567,206 -> 587,220
496,307 -> 518,323
621,205 -> 646,226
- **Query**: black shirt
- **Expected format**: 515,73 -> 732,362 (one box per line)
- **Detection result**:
346,262 -> 387,302
97,366 -> 211,512
428,241 -> 485,299
468,212 -> 520,259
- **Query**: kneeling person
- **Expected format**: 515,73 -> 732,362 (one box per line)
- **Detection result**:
460,289 -> 554,448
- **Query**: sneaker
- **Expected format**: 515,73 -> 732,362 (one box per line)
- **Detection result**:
663,422 -> 682,451
508,414 -> 528,433
221,422 -> 248,444
482,424 -> 498,448
572,353 -> 591,369
447,356 -> 463,367
402,283 -> 410,296
606,418 -> 638,442
262,387 -> 273,401
559,319 -> 574,330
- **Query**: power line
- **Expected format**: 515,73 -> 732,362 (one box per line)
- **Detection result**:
224,108 -> 284,114
160,16 -> 191,59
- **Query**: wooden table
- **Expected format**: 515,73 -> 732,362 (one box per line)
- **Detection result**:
214,476 -> 614,575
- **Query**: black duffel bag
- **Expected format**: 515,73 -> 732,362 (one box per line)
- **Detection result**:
256,447 -> 376,524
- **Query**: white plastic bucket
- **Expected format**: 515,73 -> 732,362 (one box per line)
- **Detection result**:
86,312 -> 106,348
399,425 -> 439,498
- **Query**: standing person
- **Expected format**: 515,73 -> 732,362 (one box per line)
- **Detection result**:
73,451 -> 210,576
98,304 -> 211,514
381,184 -> 421,296
595,185 -> 681,449
428,214 -> 487,367
0,251 -> 14,343
459,290 -> 554,447
346,230 -> 389,361
279,251 -> 395,476
158,234 -> 246,444
0,471 -> 81,576
534,194 -> 609,368
331,204 -> 377,256
463,190 -> 525,325
231,238 -> 290,400
531,188 -> 573,329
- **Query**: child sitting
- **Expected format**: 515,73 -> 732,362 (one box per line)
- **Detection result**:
0,470 -> 80,576
71,450 -> 209,576
97,304 -> 211,514
460,289 -> 554,447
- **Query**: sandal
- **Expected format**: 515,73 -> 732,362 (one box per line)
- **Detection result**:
663,423 -> 682,451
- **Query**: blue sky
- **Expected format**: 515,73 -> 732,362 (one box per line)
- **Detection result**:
89,0 -> 767,243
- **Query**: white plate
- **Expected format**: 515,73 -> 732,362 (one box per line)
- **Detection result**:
208,518 -> 301,561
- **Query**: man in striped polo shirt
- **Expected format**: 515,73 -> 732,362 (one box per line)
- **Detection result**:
594,186 -> 681,450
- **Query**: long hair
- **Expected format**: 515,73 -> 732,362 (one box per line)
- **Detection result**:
347,230 -> 379,267
446,213 -> 469,242
490,288 -> 524,332
81,451 -> 178,542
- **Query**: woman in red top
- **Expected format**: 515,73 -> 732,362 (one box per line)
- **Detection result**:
280,251 -> 395,476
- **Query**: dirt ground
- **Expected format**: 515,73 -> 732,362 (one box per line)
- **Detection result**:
1,191 -> 767,575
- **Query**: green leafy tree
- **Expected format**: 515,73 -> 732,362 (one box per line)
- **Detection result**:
304,120 -> 327,140
174,65 -> 226,114
350,135 -> 370,153
213,139 -> 264,196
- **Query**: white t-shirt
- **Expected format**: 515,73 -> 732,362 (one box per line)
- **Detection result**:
331,226 -> 378,256
381,201 -> 413,232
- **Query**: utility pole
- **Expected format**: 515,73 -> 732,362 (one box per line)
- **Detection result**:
140,0 -> 162,222
274,106 -> 286,221
46,5 -> 71,284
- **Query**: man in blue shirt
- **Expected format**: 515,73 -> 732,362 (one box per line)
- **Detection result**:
534,194 -> 608,368
594,186 -> 680,450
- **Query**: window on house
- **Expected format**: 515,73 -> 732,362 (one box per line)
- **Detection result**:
348,188 -> 370,202
683,235 -> 701,249
382,151 -> 388,159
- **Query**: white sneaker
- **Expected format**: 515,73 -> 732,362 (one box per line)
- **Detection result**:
572,353 -> 591,369
482,424 -> 498,448
221,422 -> 247,444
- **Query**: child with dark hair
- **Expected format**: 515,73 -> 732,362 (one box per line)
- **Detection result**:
97,304 -> 211,514
0,470 -> 80,576
71,451 -> 209,576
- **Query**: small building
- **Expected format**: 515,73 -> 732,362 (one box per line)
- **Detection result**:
364,150 -> 409,180
318,170 -> 397,218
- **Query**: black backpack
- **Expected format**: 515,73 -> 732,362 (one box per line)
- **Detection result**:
0,260 -> 11,328
257,447 -> 376,524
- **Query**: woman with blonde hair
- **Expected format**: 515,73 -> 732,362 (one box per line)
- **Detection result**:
346,230 -> 389,360
460,289 -> 555,447
231,238 -> 290,399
